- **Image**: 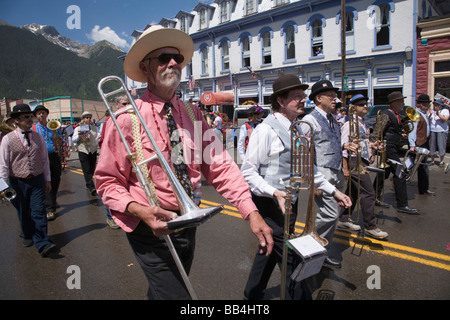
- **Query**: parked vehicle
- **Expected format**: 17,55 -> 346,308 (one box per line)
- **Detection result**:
230,105 -> 272,147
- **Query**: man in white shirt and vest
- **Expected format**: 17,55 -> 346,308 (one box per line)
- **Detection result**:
0,104 -> 58,257
241,74 -> 351,299
301,80 -> 351,268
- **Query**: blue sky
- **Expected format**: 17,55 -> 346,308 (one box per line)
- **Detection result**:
1,0 -> 210,50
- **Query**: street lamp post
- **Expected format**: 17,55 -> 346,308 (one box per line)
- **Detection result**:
26,88 -> 44,105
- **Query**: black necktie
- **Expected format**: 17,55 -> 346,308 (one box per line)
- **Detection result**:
164,102 -> 193,198
22,131 -> 31,146
327,113 -> 335,131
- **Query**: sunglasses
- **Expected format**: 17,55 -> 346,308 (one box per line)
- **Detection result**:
18,115 -> 33,119
143,53 -> 184,65
356,103 -> 368,107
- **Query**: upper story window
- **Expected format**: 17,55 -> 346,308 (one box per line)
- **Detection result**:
218,38 -> 231,71
245,0 -> 257,16
344,11 -> 355,52
262,31 -> 272,65
220,0 -> 230,23
180,17 -> 186,33
376,3 -> 390,46
242,37 -> 251,68
274,0 -> 289,6
238,32 -> 252,68
282,23 -> 296,61
199,44 -> 209,75
176,11 -> 194,34
195,3 -> 215,31
368,1 -> 395,50
311,20 -> 323,56
199,9 -> 207,29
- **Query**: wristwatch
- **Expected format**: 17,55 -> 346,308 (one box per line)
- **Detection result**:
331,189 -> 337,197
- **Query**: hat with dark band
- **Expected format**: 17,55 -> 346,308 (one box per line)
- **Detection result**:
272,74 -> 309,98
387,91 -> 406,104
10,104 -> 33,118
33,105 -> 49,115
309,80 -> 339,100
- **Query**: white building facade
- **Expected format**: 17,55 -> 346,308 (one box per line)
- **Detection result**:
127,0 -> 417,109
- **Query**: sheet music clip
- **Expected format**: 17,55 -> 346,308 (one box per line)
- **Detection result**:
167,205 -> 223,230
287,235 -> 327,282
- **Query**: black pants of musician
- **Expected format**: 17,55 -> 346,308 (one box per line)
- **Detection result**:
244,194 -> 312,300
126,221 -> 196,300
46,152 -> 61,212
416,141 -> 430,194
78,151 -> 97,192
373,147 -> 408,208
340,159 -> 377,230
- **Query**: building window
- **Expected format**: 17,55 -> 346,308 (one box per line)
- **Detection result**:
376,3 -> 390,46
242,36 -> 251,67
245,0 -> 257,15
275,0 -> 289,6
311,20 -> 323,56
284,25 -> 295,60
262,31 -> 272,64
345,12 -> 355,52
200,8 -> 207,30
200,45 -> 209,75
185,61 -> 193,79
180,17 -> 186,33
220,40 -> 230,71
220,0 -> 230,23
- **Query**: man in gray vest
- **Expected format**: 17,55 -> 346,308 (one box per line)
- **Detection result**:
301,80 -> 354,268
241,74 -> 351,299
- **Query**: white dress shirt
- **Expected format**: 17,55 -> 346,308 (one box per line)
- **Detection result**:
241,112 -> 336,198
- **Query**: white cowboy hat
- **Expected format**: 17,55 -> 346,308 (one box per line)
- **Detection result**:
124,25 -> 194,83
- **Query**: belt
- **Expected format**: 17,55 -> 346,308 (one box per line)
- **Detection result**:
11,174 -> 38,180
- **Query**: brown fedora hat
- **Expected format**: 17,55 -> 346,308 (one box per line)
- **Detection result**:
124,25 -> 194,83
387,91 -> 406,104
272,74 -> 309,97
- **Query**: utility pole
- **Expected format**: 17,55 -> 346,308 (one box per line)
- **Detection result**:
341,0 -> 346,110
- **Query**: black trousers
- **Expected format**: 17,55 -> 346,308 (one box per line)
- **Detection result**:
244,194 -> 312,300
126,221 -> 196,300
373,146 -> 408,208
46,152 -> 61,212
340,161 -> 377,230
416,141 -> 430,194
78,151 -> 97,191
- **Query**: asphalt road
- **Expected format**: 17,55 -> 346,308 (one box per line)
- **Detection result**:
0,149 -> 449,304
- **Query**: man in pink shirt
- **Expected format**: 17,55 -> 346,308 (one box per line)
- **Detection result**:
95,25 -> 273,300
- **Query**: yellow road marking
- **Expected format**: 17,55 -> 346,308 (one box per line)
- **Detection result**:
66,168 -> 450,271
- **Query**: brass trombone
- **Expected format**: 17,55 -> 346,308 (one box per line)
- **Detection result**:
97,75 -> 223,300
280,120 -> 327,300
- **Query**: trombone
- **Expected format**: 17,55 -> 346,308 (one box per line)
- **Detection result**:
280,120 -> 327,300
97,75 -> 223,300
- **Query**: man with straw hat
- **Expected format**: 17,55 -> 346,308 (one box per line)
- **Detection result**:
95,25 -> 273,299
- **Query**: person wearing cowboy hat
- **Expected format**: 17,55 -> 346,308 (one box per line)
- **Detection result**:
371,91 -> 418,214
0,104 -> 58,257
300,79 -> 357,268
407,94 -> 435,195
32,105 -> 64,220
73,110 -> 99,196
338,94 -> 388,240
241,74 -> 351,299
94,25 -> 273,300
429,98 -> 449,166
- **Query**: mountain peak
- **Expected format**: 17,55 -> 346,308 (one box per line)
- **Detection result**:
20,23 -> 123,58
